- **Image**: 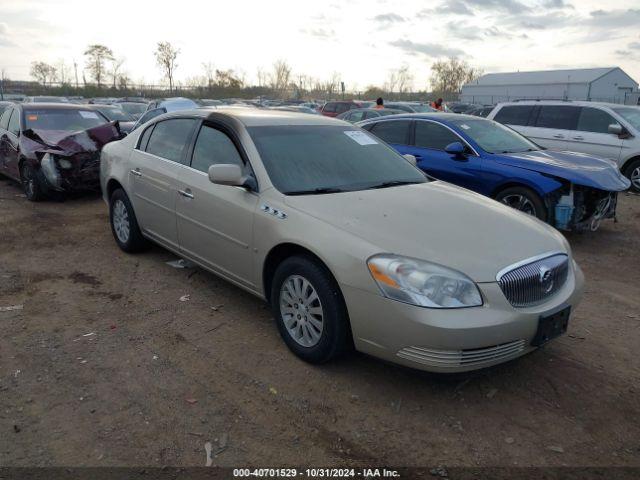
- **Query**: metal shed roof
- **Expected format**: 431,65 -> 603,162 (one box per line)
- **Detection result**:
469,67 -> 618,86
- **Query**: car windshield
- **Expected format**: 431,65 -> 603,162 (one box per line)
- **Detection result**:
612,107 -> 640,132
248,125 -> 427,195
449,118 -> 540,154
23,108 -> 108,132
98,107 -> 134,122
120,103 -> 147,115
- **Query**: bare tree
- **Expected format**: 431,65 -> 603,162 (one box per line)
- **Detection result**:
56,59 -> 71,85
270,60 -> 291,98
396,65 -> 414,97
214,69 -> 243,89
84,44 -> 114,88
256,67 -> 267,87
30,61 -> 56,86
110,57 -> 125,89
155,41 -> 179,93
202,62 -> 215,89
430,57 -> 482,98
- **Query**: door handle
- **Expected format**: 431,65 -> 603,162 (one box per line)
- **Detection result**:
178,189 -> 194,199
130,168 -> 142,177
572,136 -> 584,140
552,134 -> 565,139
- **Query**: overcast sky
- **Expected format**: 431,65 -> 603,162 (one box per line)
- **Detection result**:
1,0 -> 639,91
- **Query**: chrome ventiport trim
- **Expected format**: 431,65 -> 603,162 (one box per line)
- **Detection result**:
496,251 -> 566,282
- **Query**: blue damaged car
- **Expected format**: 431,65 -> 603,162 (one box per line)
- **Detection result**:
359,113 -> 631,231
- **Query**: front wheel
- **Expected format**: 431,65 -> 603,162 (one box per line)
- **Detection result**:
624,158 -> 640,193
495,186 -> 547,221
109,188 -> 149,253
21,163 -> 45,201
270,256 -> 351,364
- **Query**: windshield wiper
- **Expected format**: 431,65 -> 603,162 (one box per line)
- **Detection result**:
368,180 -> 421,189
285,187 -> 345,196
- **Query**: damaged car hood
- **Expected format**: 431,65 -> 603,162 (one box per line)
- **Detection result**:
284,181 -> 568,282
493,150 -> 630,191
22,122 -> 123,156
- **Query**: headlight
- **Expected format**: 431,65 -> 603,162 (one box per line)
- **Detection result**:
367,254 -> 483,308
58,158 -> 73,169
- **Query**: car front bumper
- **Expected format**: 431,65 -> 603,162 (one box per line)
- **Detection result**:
341,261 -> 584,373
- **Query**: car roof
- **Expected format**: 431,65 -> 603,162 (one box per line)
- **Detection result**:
162,107 -> 350,127
20,103 -> 102,110
495,100 -> 626,109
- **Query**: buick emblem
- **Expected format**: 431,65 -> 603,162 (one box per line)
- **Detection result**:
538,266 -> 554,293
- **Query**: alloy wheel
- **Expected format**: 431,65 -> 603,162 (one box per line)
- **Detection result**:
112,199 -> 131,243
500,194 -> 537,217
279,275 -> 324,347
631,166 -> 640,191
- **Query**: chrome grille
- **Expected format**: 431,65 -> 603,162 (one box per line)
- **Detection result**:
498,253 -> 569,307
397,340 -> 526,368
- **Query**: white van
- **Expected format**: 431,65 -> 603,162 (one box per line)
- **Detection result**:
487,101 -> 640,192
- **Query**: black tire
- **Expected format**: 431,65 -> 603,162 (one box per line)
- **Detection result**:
270,255 -> 351,364
109,188 -> 149,253
20,163 -> 45,202
495,186 -> 547,221
623,158 -> 640,193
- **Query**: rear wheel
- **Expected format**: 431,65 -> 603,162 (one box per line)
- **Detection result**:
270,255 -> 351,364
624,158 -> 640,193
109,188 -> 149,253
495,186 -> 547,221
20,163 -> 45,202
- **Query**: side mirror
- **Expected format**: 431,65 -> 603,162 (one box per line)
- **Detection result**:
208,164 -> 246,187
445,142 -> 467,160
402,154 -> 417,166
608,124 -> 623,135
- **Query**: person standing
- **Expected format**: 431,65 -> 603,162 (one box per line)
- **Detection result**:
374,97 -> 384,109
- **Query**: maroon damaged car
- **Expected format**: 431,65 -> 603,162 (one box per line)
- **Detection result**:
0,103 -> 123,201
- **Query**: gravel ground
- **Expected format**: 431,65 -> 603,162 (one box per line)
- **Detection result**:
0,177 -> 639,468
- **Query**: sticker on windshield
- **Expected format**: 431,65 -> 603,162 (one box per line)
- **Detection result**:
79,111 -> 100,119
460,124 -> 470,130
27,115 -> 38,121
344,130 -> 378,145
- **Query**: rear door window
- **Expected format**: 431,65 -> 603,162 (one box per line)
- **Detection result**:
369,120 -> 411,145
576,107 -> 620,134
493,105 -> 535,126
535,106 -> 580,130
145,118 -> 197,164
414,121 -> 461,150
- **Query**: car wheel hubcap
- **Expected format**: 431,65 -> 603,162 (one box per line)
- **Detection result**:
631,166 -> 640,190
501,194 -> 536,216
279,275 -> 324,347
112,199 -> 130,243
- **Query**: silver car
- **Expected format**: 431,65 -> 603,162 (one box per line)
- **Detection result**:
100,109 -> 584,372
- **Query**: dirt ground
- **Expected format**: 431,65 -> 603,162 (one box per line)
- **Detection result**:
0,176 -> 639,469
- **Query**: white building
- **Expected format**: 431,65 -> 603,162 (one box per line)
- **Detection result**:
460,67 -> 639,105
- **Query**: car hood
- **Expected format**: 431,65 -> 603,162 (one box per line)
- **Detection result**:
284,181 -> 568,282
493,150 -> 630,191
22,122 -> 123,157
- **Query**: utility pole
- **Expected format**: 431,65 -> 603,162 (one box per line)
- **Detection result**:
0,68 -> 5,100
74,60 -> 79,89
